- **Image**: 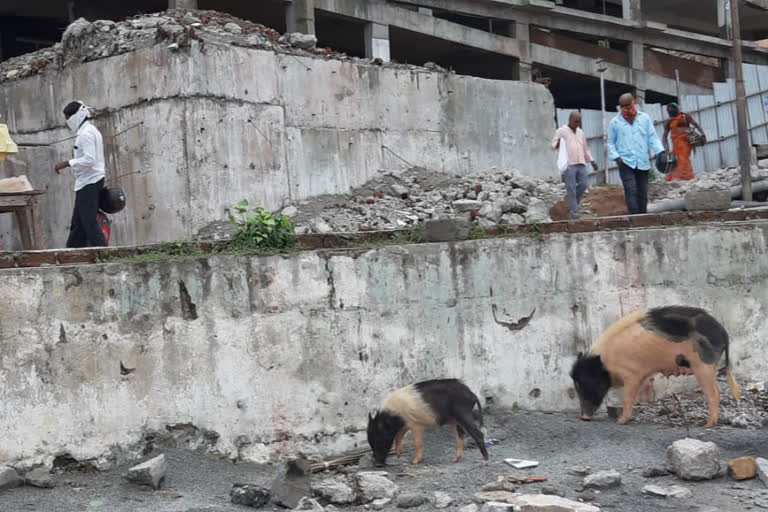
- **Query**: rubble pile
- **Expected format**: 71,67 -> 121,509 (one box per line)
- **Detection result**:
0,9 -> 440,84
648,165 -> 768,202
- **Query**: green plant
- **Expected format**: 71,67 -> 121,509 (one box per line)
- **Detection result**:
227,200 -> 296,252
469,226 -> 488,239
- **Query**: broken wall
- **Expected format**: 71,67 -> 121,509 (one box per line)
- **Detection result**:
0,222 -> 766,467
0,42 -> 555,249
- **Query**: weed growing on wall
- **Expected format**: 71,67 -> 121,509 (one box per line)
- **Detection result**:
226,200 -> 296,252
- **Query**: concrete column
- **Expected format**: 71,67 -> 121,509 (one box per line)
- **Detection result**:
169,0 -> 198,8
721,57 -> 736,78
518,61 -> 533,82
634,87 -> 646,105
512,21 -> 532,82
629,41 -> 644,70
622,0 -> 642,21
286,0 -> 315,35
364,23 -> 390,62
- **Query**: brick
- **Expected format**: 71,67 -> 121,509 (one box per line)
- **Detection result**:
720,210 -> 749,222
750,209 -> 768,220
567,219 -> 599,233
688,211 -> 719,222
629,214 -> 662,227
57,249 -> 97,265
540,222 -> 568,233
16,252 -> 56,267
0,254 -> 15,268
297,234 -> 324,250
728,456 -> 757,481
660,212 -> 689,225
98,247 -> 138,260
599,217 -> 632,230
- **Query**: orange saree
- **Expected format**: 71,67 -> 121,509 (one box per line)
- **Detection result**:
665,114 -> 694,181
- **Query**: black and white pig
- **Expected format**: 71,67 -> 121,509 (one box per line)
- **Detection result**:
366,378 -> 489,467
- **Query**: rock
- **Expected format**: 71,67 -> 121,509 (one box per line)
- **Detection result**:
523,197 -> 551,223
62,18 -> 94,47
540,486 -> 565,497
641,467 -> 668,478
224,23 -> 243,34
281,205 -> 299,218
0,466 -> 22,490
474,490 -> 518,503
182,12 -> 202,25
354,471 -> 398,503
294,497 -> 324,511
665,485 -> 692,498
568,464 -> 590,476
24,467 -> 54,488
684,180 -> 731,211
230,484 -> 270,507
6,70 -> 18,79
500,213 -> 525,225
500,197 -> 527,214
643,484 -> 692,499
286,33 -> 318,49
271,458 -> 312,509
642,484 -> 668,497
729,456 -> 757,480
453,199 -> 483,212
125,454 -> 167,490
423,218 -> 470,242
357,454 -> 375,470
577,490 -> 596,502
391,184 -> 410,199
93,20 -> 116,31
757,457 -> 768,487
481,480 -> 517,493
311,476 -> 355,504
397,492 -> 427,508
583,469 -> 621,489
434,491 -> 454,508
371,498 -> 392,510
423,61 -> 446,72
459,505 -> 479,512
510,174 -> 537,192
515,494 -> 601,512
665,438 -> 720,480
480,503 -> 514,511
311,218 -> 334,234
129,17 -> 170,29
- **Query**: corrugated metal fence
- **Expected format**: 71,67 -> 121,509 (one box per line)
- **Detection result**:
555,63 -> 768,185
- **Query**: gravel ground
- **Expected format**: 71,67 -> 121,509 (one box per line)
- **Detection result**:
3,408 -> 767,512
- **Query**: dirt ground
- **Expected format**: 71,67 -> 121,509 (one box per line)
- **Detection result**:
550,186 -> 629,221
4,398 -> 767,512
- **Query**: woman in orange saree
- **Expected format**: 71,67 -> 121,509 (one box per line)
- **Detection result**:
662,103 -> 706,181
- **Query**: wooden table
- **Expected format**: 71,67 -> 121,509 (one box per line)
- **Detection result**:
0,190 -> 45,250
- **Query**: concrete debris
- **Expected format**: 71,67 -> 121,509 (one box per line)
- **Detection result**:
757,457 -> 768,487
684,179 -> 732,211
568,464 -> 590,476
396,492 -> 428,508
0,466 -> 23,490
271,458 -> 312,509
540,485 -> 565,497
280,33 -> 318,50
641,467 -> 669,478
354,471 -> 398,503
224,22 -> 243,34
423,218 -> 471,242
505,458 -> 540,469
124,454 -> 167,490
729,456 -> 757,481
293,496 -> 325,511
515,494 -> 601,511
481,479 -> 518,493
480,503 -> 515,511
460,505 -> 480,512
648,165 -> 768,203
665,438 -> 720,481
582,469 -> 621,489
641,484 -> 692,498
577,489 -> 596,502
24,467 -> 55,488
474,490 -> 519,503
434,490 -> 454,508
311,475 -> 356,504
230,483 -> 271,507
371,497 -> 392,510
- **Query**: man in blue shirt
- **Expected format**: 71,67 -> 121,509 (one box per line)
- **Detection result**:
608,93 -> 666,214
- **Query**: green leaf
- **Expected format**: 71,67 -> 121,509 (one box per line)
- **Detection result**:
237,199 -> 249,207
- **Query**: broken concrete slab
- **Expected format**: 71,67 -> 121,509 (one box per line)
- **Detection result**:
434,490 -> 454,508
124,454 -> 167,490
24,467 -> 54,488
0,466 -> 22,490
515,493 -> 601,511
665,438 -> 720,480
230,483 -> 271,507
756,457 -> 768,487
582,469 -> 621,489
396,492 -> 427,508
684,180 -> 732,211
453,199 -> 483,212
271,458 -> 312,509
293,496 -> 325,511
642,484 -> 692,498
311,475 -> 355,504
474,490 -> 519,503
354,471 -> 398,503
480,502 -> 515,511
728,456 -> 757,480
423,218 -> 470,242
371,497 -> 392,510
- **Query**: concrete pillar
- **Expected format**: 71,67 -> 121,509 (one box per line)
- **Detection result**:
169,0 -> 198,8
629,41 -> 644,70
364,23 -> 390,62
622,0 -> 642,21
722,57 -> 736,78
286,0 -> 315,35
717,0 -> 731,39
518,61 -> 533,82
511,21 -> 532,82
634,88 -> 646,105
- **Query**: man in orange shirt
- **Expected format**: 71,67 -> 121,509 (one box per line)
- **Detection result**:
552,111 -> 598,219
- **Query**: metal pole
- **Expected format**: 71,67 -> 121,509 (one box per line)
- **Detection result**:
674,68 -> 681,105
599,59 -> 608,185
730,0 -> 752,200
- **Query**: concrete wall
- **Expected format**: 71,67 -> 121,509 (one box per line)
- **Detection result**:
1,222 -> 767,468
0,42 -> 555,250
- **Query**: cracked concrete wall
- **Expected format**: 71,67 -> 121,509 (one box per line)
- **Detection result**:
0,222 -> 766,467
0,42 -> 555,250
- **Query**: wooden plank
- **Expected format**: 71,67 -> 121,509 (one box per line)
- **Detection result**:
29,195 -> 44,250
0,196 -> 32,208
13,207 -> 32,250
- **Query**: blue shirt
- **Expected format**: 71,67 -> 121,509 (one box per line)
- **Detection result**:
607,111 -> 665,171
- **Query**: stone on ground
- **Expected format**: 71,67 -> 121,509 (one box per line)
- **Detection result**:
0,466 -> 22,490
125,454 -> 167,490
665,438 -> 720,480
728,456 -> 757,480
293,496 -> 325,511
459,505 -> 479,512
582,469 -> 621,488
474,490 -> 519,503
642,484 -> 692,498
371,497 -> 392,510
515,493 -> 601,511
354,471 -> 398,503
24,467 -> 54,488
756,457 -> 768,487
230,483 -> 271,507
434,490 -> 454,508
311,476 -> 355,504
480,502 -> 515,511
396,492 -> 427,508
271,458 -> 312,509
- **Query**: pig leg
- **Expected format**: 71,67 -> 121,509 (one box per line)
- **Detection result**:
616,377 -> 644,425
639,377 -> 655,403
394,426 -> 409,457
410,425 -> 425,465
693,364 -> 720,428
450,422 -> 464,463
455,412 -> 489,465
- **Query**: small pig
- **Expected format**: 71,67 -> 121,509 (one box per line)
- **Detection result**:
366,378 -> 488,467
569,305 -> 741,427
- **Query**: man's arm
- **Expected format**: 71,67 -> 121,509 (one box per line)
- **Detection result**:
581,131 -> 598,170
551,127 -> 563,150
607,120 -> 621,165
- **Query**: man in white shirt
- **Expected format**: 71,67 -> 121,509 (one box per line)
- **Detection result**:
55,101 -> 107,247
552,111 -> 598,219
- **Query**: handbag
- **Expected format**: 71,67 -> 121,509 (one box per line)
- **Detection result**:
557,137 -> 568,173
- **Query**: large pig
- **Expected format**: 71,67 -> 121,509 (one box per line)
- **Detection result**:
366,378 -> 488,467
569,305 -> 741,427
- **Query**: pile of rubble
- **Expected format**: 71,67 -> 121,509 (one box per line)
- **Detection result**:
0,9 -> 445,84
648,164 -> 768,202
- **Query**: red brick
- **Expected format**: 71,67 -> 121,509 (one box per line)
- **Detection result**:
749,208 -> 768,220
629,214 -> 662,227
567,219 -> 599,233
688,211 -> 719,222
660,212 -> 689,225
57,249 -> 97,265
298,234 -> 324,249
720,210 -> 749,222
0,254 -> 15,268
16,252 -> 56,267
599,217 -> 632,230
98,247 -> 138,260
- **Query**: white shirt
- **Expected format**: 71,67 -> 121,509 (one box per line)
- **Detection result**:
68,121 -> 105,191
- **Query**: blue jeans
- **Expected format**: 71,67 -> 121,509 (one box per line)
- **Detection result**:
618,161 -> 648,215
562,164 -> 589,218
